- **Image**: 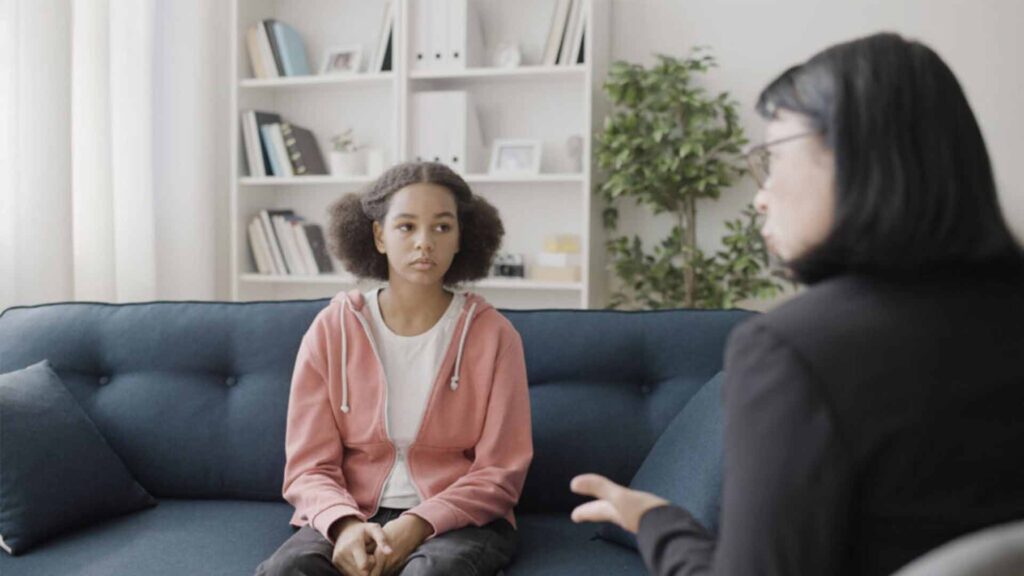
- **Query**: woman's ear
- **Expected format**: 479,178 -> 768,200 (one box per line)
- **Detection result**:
372,221 -> 385,254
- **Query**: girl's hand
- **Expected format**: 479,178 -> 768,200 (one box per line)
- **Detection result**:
378,514 -> 434,575
330,518 -> 392,576
569,473 -> 670,534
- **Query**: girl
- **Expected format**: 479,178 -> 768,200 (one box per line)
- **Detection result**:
257,162 -> 533,576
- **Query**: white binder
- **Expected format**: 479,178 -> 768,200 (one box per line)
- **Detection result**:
429,0 -> 449,69
411,0 -> 432,70
411,92 -> 447,163
411,91 -> 483,174
445,0 -> 484,70
443,91 -> 483,174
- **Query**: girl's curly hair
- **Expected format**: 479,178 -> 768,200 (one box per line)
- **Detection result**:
327,162 -> 504,285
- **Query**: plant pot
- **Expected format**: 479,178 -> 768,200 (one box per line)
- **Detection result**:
329,150 -> 366,176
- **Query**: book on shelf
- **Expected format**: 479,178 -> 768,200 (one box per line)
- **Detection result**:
247,218 -> 275,274
249,211 -> 334,275
242,112 -> 327,178
372,1 -> 395,73
245,19 -> 310,78
280,123 -> 327,176
273,214 -> 308,275
272,20 -> 312,76
568,0 -> 588,65
263,20 -> 286,76
558,0 -> 587,65
542,0 -> 572,66
262,123 -> 295,177
241,110 -> 282,177
258,209 -> 292,274
303,224 -> 335,273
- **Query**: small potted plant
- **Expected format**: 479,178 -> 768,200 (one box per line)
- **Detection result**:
329,128 -> 366,176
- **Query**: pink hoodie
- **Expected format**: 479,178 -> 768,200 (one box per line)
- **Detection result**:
282,289 -> 533,542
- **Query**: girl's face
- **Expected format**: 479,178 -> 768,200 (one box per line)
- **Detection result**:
373,183 -> 460,287
753,110 -> 836,262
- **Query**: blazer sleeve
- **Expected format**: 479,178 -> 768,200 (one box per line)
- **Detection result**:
636,319 -> 854,575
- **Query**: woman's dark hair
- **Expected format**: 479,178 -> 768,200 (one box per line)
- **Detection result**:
327,161 -> 504,285
756,32 -> 1023,283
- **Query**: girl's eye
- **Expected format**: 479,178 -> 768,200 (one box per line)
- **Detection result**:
397,223 -> 413,232
436,224 -> 451,232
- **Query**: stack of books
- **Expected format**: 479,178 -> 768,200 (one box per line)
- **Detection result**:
241,111 -> 327,178
246,19 -> 312,78
247,209 -> 335,276
542,0 -> 588,66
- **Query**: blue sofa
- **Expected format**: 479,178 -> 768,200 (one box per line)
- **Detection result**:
0,298 -> 752,575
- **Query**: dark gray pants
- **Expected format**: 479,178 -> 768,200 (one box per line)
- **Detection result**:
255,508 -> 517,576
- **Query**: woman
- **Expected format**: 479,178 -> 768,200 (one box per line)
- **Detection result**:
571,32 -> 1024,575
257,162 -> 532,576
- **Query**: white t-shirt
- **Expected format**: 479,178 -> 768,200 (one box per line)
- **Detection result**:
365,287 -> 465,509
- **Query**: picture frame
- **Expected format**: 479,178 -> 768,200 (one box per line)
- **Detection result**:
320,45 -> 363,75
488,139 -> 542,175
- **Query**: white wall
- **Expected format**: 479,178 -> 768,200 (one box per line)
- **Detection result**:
607,0 -> 1024,278
207,1 -> 1024,301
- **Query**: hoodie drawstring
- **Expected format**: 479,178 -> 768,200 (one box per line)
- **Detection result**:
449,302 -> 478,391
340,296 -> 478,415
340,299 -> 350,414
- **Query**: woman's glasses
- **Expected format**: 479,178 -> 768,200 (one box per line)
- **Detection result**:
744,132 -> 819,189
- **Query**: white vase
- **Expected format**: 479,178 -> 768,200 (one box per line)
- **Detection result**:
329,150 -> 366,176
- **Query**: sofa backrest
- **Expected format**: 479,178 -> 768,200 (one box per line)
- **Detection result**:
502,308 -> 752,512
0,300 -> 753,509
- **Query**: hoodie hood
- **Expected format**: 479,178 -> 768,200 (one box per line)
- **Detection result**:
331,289 -> 493,414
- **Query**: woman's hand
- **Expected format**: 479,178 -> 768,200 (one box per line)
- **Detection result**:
377,514 -> 434,575
570,473 -> 670,534
330,517 -> 392,576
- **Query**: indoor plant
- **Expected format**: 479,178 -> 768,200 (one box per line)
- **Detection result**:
329,128 -> 366,176
595,49 -> 784,309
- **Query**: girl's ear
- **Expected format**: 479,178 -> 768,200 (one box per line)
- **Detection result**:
372,220 -> 386,254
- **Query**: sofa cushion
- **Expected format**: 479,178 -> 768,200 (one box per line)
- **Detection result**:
599,371 -> 725,549
0,503 -> 645,576
507,513 -> 646,575
0,360 -> 156,555
0,499 -> 295,576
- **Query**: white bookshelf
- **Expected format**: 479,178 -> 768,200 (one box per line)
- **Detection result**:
230,0 -> 611,309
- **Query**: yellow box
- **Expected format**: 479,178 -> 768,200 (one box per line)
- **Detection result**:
543,234 -> 581,254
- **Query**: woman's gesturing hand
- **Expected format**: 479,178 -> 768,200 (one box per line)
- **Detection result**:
570,473 -> 670,534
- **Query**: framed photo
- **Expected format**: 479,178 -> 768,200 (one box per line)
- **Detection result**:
320,45 -> 363,75
489,139 -> 542,175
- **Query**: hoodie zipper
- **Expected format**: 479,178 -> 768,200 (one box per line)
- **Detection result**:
404,299 -> 477,503
345,302 -> 397,516
345,292 -> 474,513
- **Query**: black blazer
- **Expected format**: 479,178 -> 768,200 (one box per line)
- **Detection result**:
637,273 -> 1024,575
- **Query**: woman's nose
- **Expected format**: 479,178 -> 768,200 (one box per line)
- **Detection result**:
753,188 -> 769,215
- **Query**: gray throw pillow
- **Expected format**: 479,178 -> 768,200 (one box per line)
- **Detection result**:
0,360 -> 156,555
598,371 -> 725,550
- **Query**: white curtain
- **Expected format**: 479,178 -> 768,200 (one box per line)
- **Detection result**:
0,0 -> 227,312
